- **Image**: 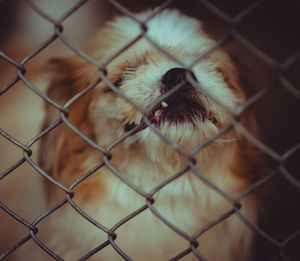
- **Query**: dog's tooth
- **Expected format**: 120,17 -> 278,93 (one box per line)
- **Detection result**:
154,110 -> 160,117
161,101 -> 168,108
136,114 -> 142,124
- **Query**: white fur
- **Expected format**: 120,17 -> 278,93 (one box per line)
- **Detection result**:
43,156 -> 256,261
41,9 -> 258,261
107,9 -> 210,52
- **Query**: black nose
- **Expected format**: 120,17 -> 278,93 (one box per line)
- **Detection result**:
161,68 -> 197,93
161,67 -> 187,86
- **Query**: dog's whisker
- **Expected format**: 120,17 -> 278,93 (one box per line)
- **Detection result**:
215,138 -> 237,143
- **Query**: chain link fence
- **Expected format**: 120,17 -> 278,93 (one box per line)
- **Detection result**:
0,0 -> 299,260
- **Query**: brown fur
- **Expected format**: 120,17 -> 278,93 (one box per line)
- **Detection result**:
38,10 -> 265,261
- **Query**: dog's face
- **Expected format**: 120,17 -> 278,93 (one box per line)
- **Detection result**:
84,10 -> 244,163
42,10 -> 246,181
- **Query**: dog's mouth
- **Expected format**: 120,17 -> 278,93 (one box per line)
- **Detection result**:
150,95 -> 207,125
124,95 -> 207,134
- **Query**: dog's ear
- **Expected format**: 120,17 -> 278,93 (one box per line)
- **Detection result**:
210,50 -> 245,101
38,57 -> 98,188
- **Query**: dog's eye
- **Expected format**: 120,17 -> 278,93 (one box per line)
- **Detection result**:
103,77 -> 123,93
124,121 -> 137,132
113,77 -> 123,88
208,112 -> 218,124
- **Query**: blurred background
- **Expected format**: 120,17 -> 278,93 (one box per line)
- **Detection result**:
0,0 -> 299,260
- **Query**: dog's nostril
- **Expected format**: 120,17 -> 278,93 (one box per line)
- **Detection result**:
161,68 -> 197,92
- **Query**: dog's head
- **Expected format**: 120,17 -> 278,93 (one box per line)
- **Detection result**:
90,10 -> 244,158
40,10 -> 245,180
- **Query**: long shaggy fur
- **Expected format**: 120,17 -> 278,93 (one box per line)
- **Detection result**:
39,9 -> 263,261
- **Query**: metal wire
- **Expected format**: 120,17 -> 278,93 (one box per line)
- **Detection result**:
0,0 -> 299,260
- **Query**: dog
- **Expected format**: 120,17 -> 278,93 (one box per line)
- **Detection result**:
38,9 -> 263,261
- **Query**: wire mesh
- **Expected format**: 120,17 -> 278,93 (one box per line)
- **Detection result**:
0,0 -> 299,260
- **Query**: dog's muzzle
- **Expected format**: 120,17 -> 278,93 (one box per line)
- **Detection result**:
154,67 -> 207,125
124,68 -> 208,134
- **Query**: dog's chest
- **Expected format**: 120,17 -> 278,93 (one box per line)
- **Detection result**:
48,162 -> 253,261
88,177 -> 204,260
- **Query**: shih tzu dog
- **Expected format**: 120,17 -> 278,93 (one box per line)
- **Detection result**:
39,9 -> 263,261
